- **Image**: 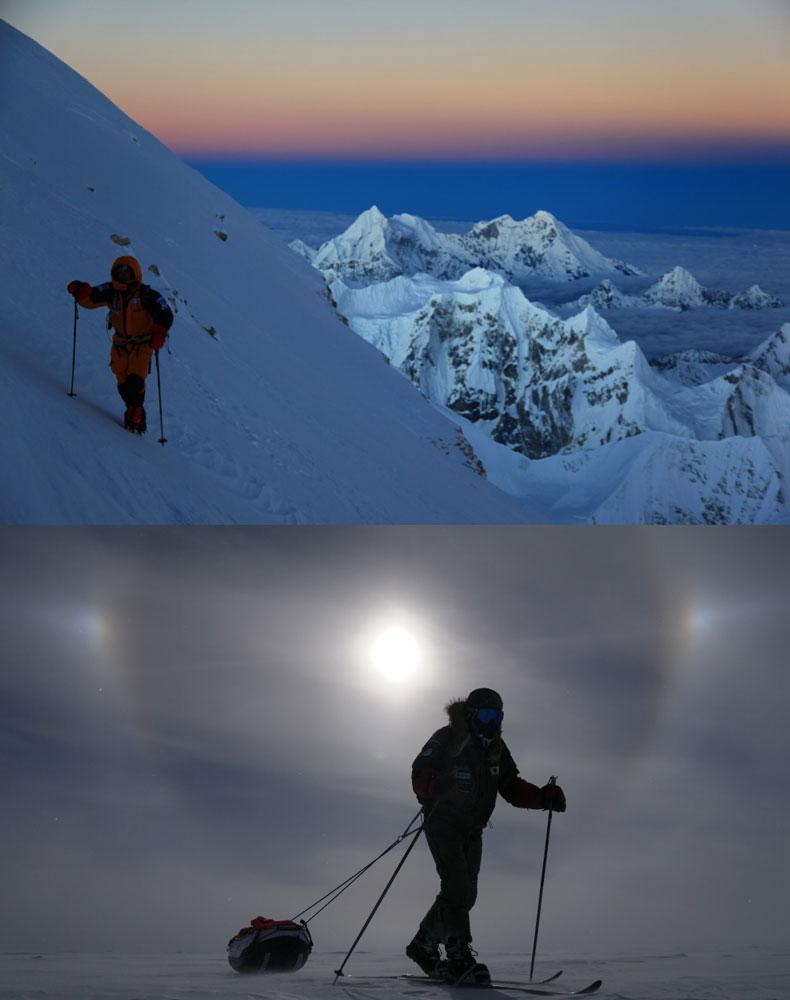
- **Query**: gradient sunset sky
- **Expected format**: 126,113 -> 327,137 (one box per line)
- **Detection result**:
4,0 -> 790,161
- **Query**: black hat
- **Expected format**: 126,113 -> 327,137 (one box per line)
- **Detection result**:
466,688 -> 503,710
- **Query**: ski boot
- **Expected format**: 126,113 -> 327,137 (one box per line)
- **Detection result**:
406,931 -> 440,978
124,405 -> 147,434
437,938 -> 490,986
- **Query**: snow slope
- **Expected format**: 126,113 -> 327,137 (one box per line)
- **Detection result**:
0,20 -> 535,524
2,948 -> 789,1000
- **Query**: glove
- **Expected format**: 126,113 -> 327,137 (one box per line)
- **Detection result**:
540,782 -> 566,812
67,280 -> 88,298
149,324 -> 168,350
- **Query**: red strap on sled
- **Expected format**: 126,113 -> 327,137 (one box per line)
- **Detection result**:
250,916 -> 298,930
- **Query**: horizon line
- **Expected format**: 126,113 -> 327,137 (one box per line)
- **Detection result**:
181,151 -> 790,167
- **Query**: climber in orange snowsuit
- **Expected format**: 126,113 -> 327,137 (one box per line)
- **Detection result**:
67,256 -> 173,434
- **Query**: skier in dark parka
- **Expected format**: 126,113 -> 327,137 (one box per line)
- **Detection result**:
67,256 -> 173,434
408,688 -> 566,984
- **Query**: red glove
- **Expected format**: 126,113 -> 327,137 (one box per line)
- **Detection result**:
149,324 -> 168,350
67,280 -> 89,298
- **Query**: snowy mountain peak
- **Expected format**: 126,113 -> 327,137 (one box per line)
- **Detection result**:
289,238 -> 317,264
750,323 -> 790,388
453,267 -> 509,291
572,279 -> 642,311
575,268 -> 783,313
664,265 -> 696,283
353,204 -> 388,228
650,266 -> 704,297
730,284 -> 784,310
566,304 -> 622,349
309,207 -> 641,285
341,205 -> 390,244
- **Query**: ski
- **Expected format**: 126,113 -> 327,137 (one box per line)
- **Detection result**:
344,974 -> 601,996
487,971 -> 563,985
494,971 -> 563,988
489,979 -> 601,996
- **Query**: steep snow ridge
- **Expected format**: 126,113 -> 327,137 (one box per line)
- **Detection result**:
0,20 -> 533,524
571,267 -> 784,312
463,423 -> 783,525
750,323 -> 790,388
289,239 -> 317,265
650,350 -> 740,387
312,207 -> 640,285
590,433 -> 783,525
670,363 -> 790,440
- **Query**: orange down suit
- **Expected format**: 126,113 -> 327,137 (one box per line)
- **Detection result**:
74,256 -> 173,394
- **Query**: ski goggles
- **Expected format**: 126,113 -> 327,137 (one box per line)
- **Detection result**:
475,708 -> 503,724
112,264 -> 135,282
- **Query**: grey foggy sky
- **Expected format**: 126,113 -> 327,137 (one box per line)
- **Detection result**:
1,527 -> 789,958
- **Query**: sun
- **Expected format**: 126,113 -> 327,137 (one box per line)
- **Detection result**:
370,626 -> 421,683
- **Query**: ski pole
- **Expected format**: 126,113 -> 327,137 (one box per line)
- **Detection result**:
529,775 -> 557,982
68,297 -> 78,397
333,819 -> 424,983
293,808 -> 424,925
154,350 -> 167,446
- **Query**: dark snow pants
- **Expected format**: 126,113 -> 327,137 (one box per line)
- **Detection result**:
419,809 -> 483,944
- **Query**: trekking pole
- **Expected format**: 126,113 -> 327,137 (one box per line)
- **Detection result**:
68,297 -> 78,397
333,817 -> 424,983
529,775 -> 557,981
154,350 -> 167,445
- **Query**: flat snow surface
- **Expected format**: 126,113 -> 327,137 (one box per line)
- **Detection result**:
0,21 -> 530,524
2,949 -> 789,1000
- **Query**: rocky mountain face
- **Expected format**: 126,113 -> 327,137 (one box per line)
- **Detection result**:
332,269 -> 761,458
302,206 -> 641,285
330,269 -> 790,522
572,266 -> 783,312
286,197 -> 788,524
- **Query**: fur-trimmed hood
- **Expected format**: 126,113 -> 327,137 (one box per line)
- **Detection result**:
445,697 -> 503,763
110,255 -> 142,291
